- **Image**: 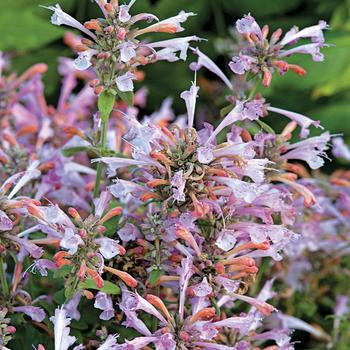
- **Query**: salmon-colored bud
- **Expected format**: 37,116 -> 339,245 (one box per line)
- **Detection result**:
38,162 -> 55,172
99,207 -> 123,225
284,163 -> 310,178
16,124 -> 39,137
145,294 -> 172,320
271,28 -> 283,42
105,25 -> 114,34
94,86 -> 105,95
175,226 -> 202,257
27,205 -> 44,220
17,64 -> 48,85
240,128 -> 252,142
75,44 -> 88,52
262,24 -> 269,38
189,307 -> 216,323
207,168 -> 228,177
146,179 -> 168,188
84,20 -> 103,32
150,151 -> 174,166
117,27 -> 127,40
78,229 -> 87,239
3,132 -> 17,146
68,207 -> 82,221
81,38 -> 94,46
273,60 -> 289,73
288,64 -> 307,76
56,258 -> 72,268
54,251 -> 71,261
140,192 -> 161,202
262,68 -> 272,87
169,254 -> 182,263
104,3 -> 114,12
89,79 -> 100,88
103,266 -> 138,288
64,126 -> 86,140
136,239 -> 149,248
249,33 -> 260,43
281,121 -> 298,139
179,331 -> 191,342
83,290 -> 94,299
77,260 -> 86,279
86,268 -> 104,288
7,326 -> 16,334
215,262 -> 225,274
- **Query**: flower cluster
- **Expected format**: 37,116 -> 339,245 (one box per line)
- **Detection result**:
1,3 -> 348,350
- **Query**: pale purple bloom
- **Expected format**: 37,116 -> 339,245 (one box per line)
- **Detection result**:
145,10 -> 195,33
212,176 -> 269,203
178,257 -> 193,320
213,313 -> 256,335
267,106 -> 323,138
6,235 -> 44,259
119,4 -> 131,22
197,146 -> 214,164
116,72 -> 137,92
94,292 -> 115,320
236,14 -> 263,40
13,305 -> 45,322
229,54 -> 256,75
43,4 -> 96,40
118,42 -> 137,63
93,190 -> 112,218
60,227 -> 84,255
7,160 -> 41,199
118,223 -> 140,242
0,210 -> 13,231
181,81 -> 199,129
280,20 -> 329,45
171,170 -> 186,203
64,292 -> 82,321
279,43 -> 326,61
332,137 -> 350,160
191,48 -> 233,89
95,237 -> 123,260
73,49 -> 97,71
192,277 -> 212,297
216,229 -> 237,251
50,307 -> 77,350
97,335 -> 119,350
206,100 -> 264,144
282,132 -> 330,169
30,259 -> 57,276
149,36 -> 202,61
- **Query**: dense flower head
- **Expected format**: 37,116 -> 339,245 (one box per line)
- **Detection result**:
0,4 -> 348,350
229,14 -> 330,86
44,1 -> 200,95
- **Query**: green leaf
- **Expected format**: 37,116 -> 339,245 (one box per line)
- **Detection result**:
79,278 -> 120,295
53,265 -> 73,279
98,91 -> 115,122
148,268 -> 163,286
62,146 -> 89,157
117,90 -> 134,107
0,10 -> 65,51
220,104 -> 233,117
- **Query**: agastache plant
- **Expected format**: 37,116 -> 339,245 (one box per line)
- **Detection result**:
1,3 -> 348,350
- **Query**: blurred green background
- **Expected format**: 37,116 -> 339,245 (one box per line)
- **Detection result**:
2,0 -> 350,141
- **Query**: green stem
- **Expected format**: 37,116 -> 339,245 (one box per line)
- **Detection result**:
93,119 -> 109,199
248,80 -> 259,100
152,236 -> 161,332
0,257 -> 9,299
